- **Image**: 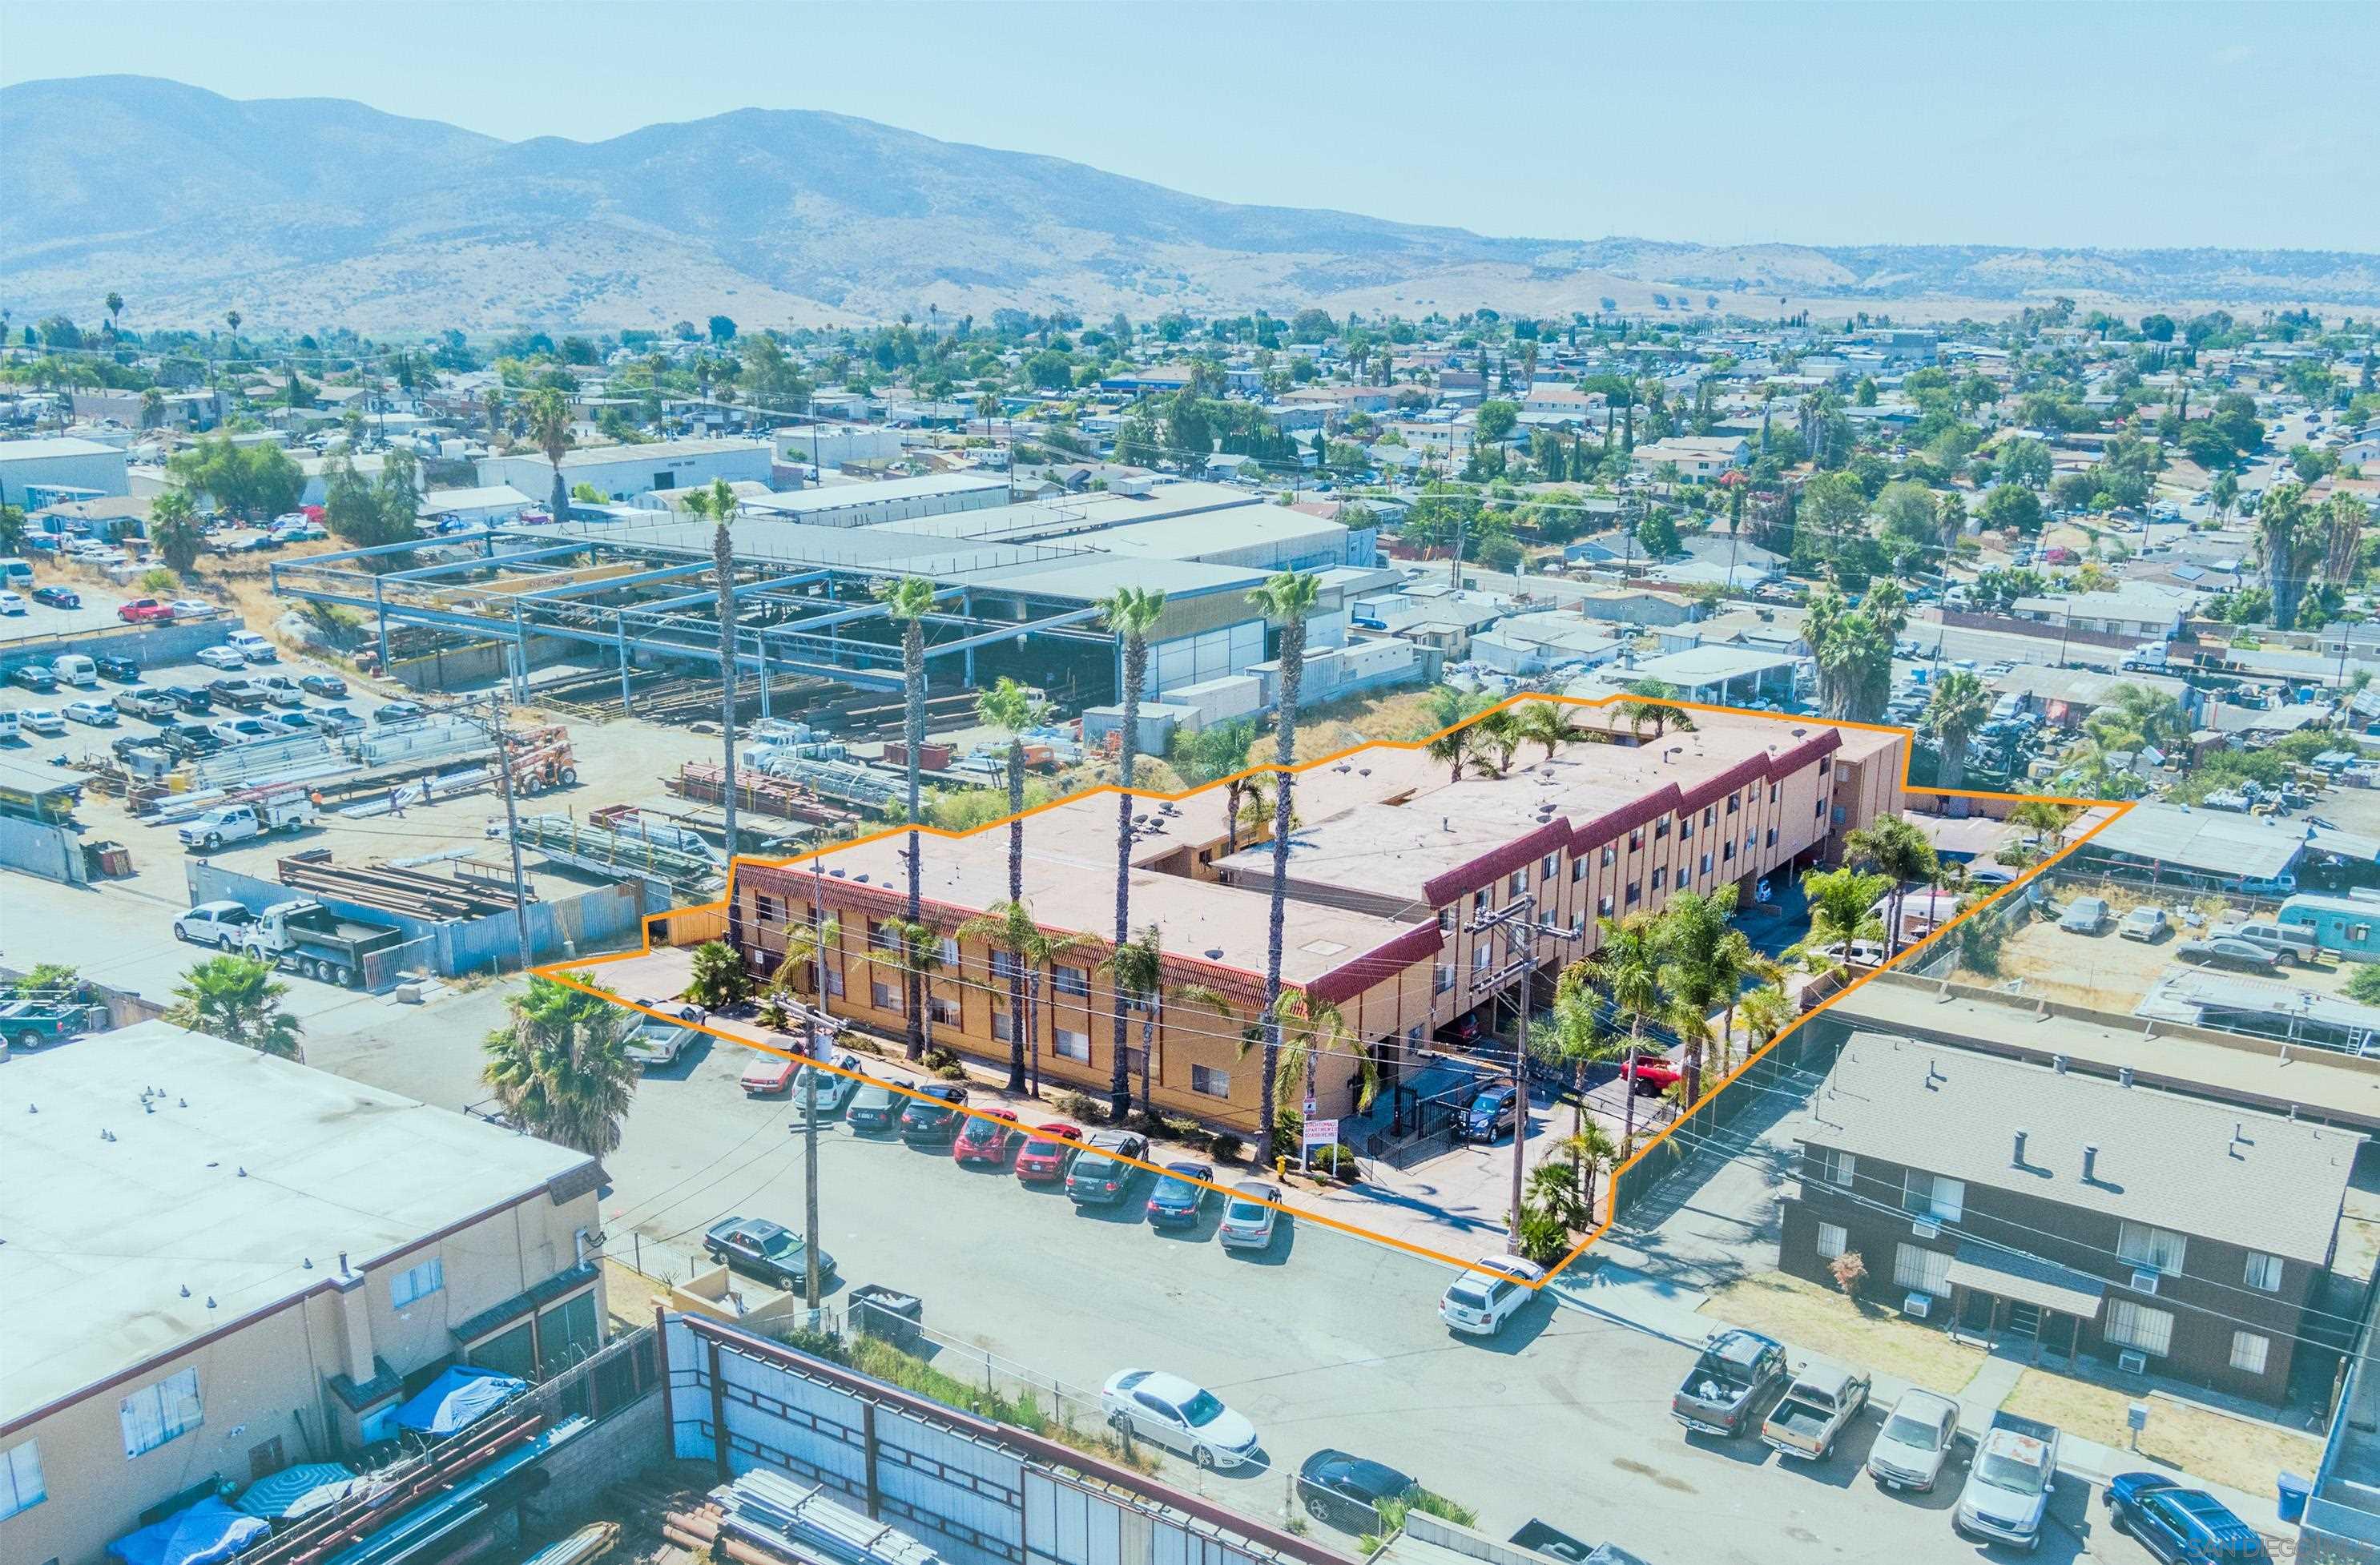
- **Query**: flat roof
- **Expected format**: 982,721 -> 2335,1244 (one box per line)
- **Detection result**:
0,436 -> 125,461
520,437 -> 774,471
743,472 -> 1010,515
1627,644 -> 1800,682
0,1022 -> 593,1430
2084,801 -> 2305,879
858,482 -> 1262,545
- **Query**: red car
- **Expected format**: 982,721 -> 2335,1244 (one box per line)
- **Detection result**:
1623,1052 -> 1681,1096
952,1108 -> 1020,1166
118,597 -> 175,624
739,1054 -> 799,1096
1013,1121 -> 1082,1182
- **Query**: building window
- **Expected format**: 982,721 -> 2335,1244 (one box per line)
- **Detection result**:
1766,828 -> 1778,848
1629,831 -> 1644,852
2105,1298 -> 2176,1358
1191,1064 -> 1230,1098
2354,923 -> 2374,943
1702,807 -> 1716,828
992,1008 -> 1015,1042
1054,965 -> 1089,999
1571,858 -> 1586,883
1818,756 -> 1832,776
1438,907 -> 1455,933
1434,963 -> 1454,995
1651,867 -> 1667,892
1804,1147 -> 1856,1189
868,919 -> 897,952
1816,1223 -> 1847,1261
0,1438 -> 44,1521
391,1257 -> 445,1308
1815,797 -> 1826,819
2230,1331 -> 2272,1376
1472,888 -> 1492,919
755,893 -> 779,927
2244,1252 -> 2284,1292
1770,783 -> 1780,804
1625,881 -> 1641,906
1722,839 -> 1735,863
1699,851 -> 1713,877
1894,1242 -> 1952,1297
938,935 -> 960,968
1473,943 -> 1492,974
1510,867 -> 1530,895
871,980 -> 902,1012
824,965 -> 844,998
2117,1222 -> 2188,1277
1900,1172 -> 1964,1224
1599,894 -> 1615,916
1053,1028 -> 1089,1061
1541,851 -> 1560,880
929,995 -> 961,1028
1601,845 -> 1617,868
989,949 -> 1020,979
1727,795 -> 1741,815
1657,817 -> 1673,839
120,1368 -> 203,1458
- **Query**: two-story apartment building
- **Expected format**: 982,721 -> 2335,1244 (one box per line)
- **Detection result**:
731,710 -> 1904,1133
1779,1032 -> 2359,1403
0,1023 -> 606,1565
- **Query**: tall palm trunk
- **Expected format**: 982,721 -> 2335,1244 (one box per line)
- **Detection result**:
1139,1007 -> 1158,1122
903,626 -> 925,1060
1109,634 -> 1149,1120
1621,1018 -> 1641,1153
1005,742 -> 1028,1093
1258,619 -> 1307,1150
715,524 -> 741,947
1026,970 -> 1044,1096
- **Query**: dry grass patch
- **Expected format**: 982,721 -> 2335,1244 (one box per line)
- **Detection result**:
1703,1271 -> 1987,1392
602,1255 -> 679,1331
2001,1369 -> 2320,1500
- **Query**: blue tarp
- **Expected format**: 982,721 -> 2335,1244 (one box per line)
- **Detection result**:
391,1366 -> 526,1435
109,1496 -> 271,1565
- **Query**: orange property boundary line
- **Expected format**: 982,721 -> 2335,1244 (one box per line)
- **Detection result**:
535,692 -> 2131,1287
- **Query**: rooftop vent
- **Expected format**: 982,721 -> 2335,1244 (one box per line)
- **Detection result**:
2083,1144 -> 2101,1182
2012,1128 -> 2029,1166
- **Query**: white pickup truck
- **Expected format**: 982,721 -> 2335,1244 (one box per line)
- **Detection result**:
179,796 -> 317,851
1759,1363 -> 1871,1461
624,1012 -> 699,1068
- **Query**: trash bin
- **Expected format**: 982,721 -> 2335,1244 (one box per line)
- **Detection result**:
848,1284 -> 923,1348
2277,1470 -> 2310,1524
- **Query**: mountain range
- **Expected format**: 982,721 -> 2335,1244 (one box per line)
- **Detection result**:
6,74 -> 2378,334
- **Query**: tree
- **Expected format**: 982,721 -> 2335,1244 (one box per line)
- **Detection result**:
1996,437 -> 2054,489
771,912 -> 843,1000
977,679 -> 1052,1066
876,574 -> 940,1060
1977,484 -> 2043,536
1803,581 -> 1905,722
1653,886 -> 1744,1103
0,504 -> 22,557
1248,569 -> 1323,1148
954,899 -> 1101,1096
708,315 -> 738,343
683,478 -> 746,862
2253,481 -> 2322,631
1515,700 -> 1577,762
687,938 -> 753,1010
1474,399 -> 1520,448
147,488 -> 204,573
1922,670 -> 1991,793
165,955 -> 302,1060
1790,867 -> 1891,975
482,974 -> 638,1157
1828,1249 -> 1868,1300
1264,990 -> 1377,1145
1577,912 -> 1664,1153
521,387 -> 574,523
1530,978 -> 1624,1181
1101,926 -> 1231,1121
1617,680 -> 1693,739
1842,818 -> 1937,957
1096,586 -> 1168,1118
2325,492 -> 2371,589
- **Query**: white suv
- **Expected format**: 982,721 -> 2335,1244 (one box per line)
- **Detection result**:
1437,1253 -> 1546,1336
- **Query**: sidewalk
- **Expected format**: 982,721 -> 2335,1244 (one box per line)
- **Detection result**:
1554,1255 -> 2294,1544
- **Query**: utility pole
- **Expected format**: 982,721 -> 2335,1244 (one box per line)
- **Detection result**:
487,690 -> 532,972
804,851 -> 827,1310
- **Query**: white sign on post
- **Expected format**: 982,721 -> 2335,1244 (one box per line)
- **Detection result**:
1303,1116 -> 1339,1146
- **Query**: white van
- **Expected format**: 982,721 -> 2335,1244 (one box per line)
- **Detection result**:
50,654 -> 97,688
0,557 -> 31,588
0,710 -> 19,743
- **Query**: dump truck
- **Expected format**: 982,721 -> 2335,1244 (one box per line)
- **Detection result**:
238,899 -> 404,988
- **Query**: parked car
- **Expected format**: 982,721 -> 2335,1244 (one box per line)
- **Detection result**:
209,717 -> 277,746
373,700 -> 427,724
1214,1182 -> 1283,1249
1460,1083 -> 1519,1142
30,585 -> 79,609
1295,1449 -> 1417,1533
16,706 -> 64,735
255,675 -> 309,708
1145,1161 -> 1214,1227
952,1107 -> 1019,1166
2211,917 -> 2318,967
1437,1253 -> 1545,1336
845,1082 -> 901,1134
113,686 -> 179,722
1014,1121 -> 1082,1182
1955,1412 -> 2061,1551
1670,1328 -> 1789,1437
298,673 -> 348,698
1622,1052 -> 1681,1096
91,654 -> 139,682
163,685 -> 215,714
207,677 -> 270,710
225,630 -> 278,663
10,662 -> 58,692
702,1215 -> 835,1290
2059,896 -> 2112,935
2177,936 -> 2282,972
738,1053 -> 798,1093
1066,1130 -> 1150,1205
304,705 -> 364,734
195,645 -> 248,671
62,699 -> 118,727
175,900 -> 260,948
1866,1388 -> 1961,1491
0,590 -> 23,614
262,711 -> 313,736
2104,1472 -> 2271,1563
1100,1370 -> 1261,1470
899,1083 -> 969,1145
117,597 -> 175,624
168,598 -> 223,619
1506,1521 -> 1653,1564
1761,1363 -> 1871,1460
626,1014 -> 700,1070
2119,907 -> 2171,943
791,1052 -> 863,1115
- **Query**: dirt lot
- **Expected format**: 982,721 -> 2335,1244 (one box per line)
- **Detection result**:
2000,1369 -> 2322,1499
1955,885 -> 2367,1013
1703,1271 -> 1988,1393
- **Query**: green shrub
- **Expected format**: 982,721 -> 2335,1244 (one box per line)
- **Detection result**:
1207,1131 -> 1244,1165
1055,1088 -> 1101,1122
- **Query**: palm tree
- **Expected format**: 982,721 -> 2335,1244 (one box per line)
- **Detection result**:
876,574 -> 940,1060
684,477 -> 745,861
1789,866 -> 1891,976
481,974 -> 638,1157
521,387 -> 573,525
1737,984 -> 1799,1056
1100,926 -> 1231,1122
686,937 -> 752,1010
1263,990 -> 1379,1140
2010,799 -> 2082,856
105,291 -> 124,336
867,918 -> 947,1053
1528,980 -> 1622,1161
955,899 -> 1100,1096
1098,586 -> 1168,1118
771,912 -> 843,1000
485,388 -> 507,446
1580,912 -> 1664,1154
1653,886 -> 1737,1103
974,392 -> 1000,439
2324,491 -> 2370,589
2254,481 -> 2322,631
1515,700 -> 1577,762
1424,719 -> 1476,783
1248,569 -> 1323,1148
1842,817 -> 1937,957
1922,670 -> 1992,798
1474,706 -> 1523,774
977,676 -> 1050,1076
164,955 -> 303,1060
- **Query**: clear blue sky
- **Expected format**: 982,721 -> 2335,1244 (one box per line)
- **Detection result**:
7,1 -> 2375,251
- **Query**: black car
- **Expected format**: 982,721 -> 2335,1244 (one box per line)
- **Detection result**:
164,686 -> 215,714
207,678 -> 270,710
1065,1130 -> 1150,1206
899,1083 -> 969,1145
10,663 -> 58,693
298,673 -> 348,699
1295,1449 -> 1418,1533
846,1082 -> 901,1134
30,585 -> 80,609
702,1215 -> 836,1289
373,701 -> 426,725
93,654 -> 140,682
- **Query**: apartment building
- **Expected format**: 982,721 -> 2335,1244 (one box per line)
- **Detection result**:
1778,1033 -> 2358,1403
732,710 -> 1904,1133
0,1024 -> 606,1565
